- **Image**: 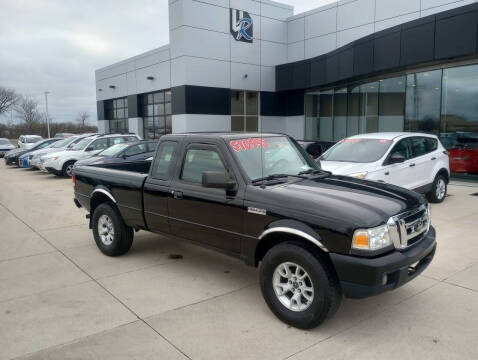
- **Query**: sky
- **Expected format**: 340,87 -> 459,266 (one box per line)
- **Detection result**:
0,0 -> 336,126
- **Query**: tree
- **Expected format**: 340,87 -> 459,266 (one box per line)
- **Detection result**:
0,87 -> 19,115
76,111 -> 90,128
16,96 -> 41,130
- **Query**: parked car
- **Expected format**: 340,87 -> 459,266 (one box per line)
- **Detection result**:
41,133 -> 140,177
439,132 -> 478,174
297,140 -> 335,160
30,134 -> 97,170
54,133 -> 75,139
320,133 -> 450,203
0,138 -> 16,157
4,138 -> 60,166
75,141 -> 158,167
73,132 -> 436,329
18,135 -> 43,149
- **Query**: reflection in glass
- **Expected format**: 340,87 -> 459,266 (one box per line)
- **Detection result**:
347,86 -> 360,136
319,90 -> 333,141
405,70 -> 441,133
359,82 -> 379,133
305,93 -> 319,140
333,88 -> 347,141
378,76 -> 405,132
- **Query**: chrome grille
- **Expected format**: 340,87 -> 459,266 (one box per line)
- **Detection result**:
388,204 -> 430,250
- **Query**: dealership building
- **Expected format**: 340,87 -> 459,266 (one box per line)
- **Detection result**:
96,0 -> 478,178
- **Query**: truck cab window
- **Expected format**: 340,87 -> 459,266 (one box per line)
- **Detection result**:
151,141 -> 177,180
181,148 -> 226,184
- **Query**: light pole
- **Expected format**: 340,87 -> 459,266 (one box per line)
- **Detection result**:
44,91 -> 50,138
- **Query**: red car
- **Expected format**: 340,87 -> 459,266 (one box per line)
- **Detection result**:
448,136 -> 478,174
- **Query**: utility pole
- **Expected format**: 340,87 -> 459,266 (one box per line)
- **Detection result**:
44,91 -> 50,138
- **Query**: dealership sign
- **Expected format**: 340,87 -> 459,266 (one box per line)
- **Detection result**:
230,8 -> 253,43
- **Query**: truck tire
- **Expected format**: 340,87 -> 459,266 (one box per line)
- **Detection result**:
427,174 -> 447,203
260,242 -> 342,329
62,160 -> 76,178
92,202 -> 134,256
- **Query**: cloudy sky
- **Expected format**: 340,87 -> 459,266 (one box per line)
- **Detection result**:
0,0 -> 335,126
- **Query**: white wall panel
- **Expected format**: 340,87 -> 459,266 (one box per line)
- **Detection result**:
183,57 -> 231,88
230,0 -> 260,15
135,62 -> 171,94
305,7 -> 337,39
261,17 -> 287,43
375,12 -> 420,32
337,0 -> 375,31
230,36 -> 261,65
169,0 -> 183,30
375,0 -> 420,21
127,72 -> 137,95
305,33 -> 336,59
287,16 -> 304,43
172,114 -> 231,133
261,116 -> 286,133
420,0 -> 474,16
337,23 -> 374,47
135,49 -> 170,69
288,41 -> 305,62
261,41 -> 287,66
260,66 -> 276,91
261,2 -> 293,20
231,62 -> 260,90
171,27 -> 230,61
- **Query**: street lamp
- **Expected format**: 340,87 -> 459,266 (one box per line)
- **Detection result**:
44,91 -> 50,138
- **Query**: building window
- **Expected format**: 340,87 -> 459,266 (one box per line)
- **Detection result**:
143,90 -> 172,140
106,97 -> 128,134
378,76 -> 406,132
231,90 -> 258,131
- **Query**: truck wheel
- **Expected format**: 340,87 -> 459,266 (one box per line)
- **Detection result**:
62,161 -> 76,177
92,203 -> 133,256
427,174 -> 447,203
260,242 -> 341,329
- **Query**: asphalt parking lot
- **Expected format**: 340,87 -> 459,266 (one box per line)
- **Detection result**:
1,162 -> 477,360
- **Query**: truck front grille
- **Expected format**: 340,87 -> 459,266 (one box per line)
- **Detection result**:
388,205 -> 430,250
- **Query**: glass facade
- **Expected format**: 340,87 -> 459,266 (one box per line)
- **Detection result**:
231,90 -> 259,131
305,63 -> 478,179
106,98 -> 128,134
142,90 -> 172,140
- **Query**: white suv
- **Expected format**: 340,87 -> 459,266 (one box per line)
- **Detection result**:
320,132 -> 450,203
41,134 -> 140,177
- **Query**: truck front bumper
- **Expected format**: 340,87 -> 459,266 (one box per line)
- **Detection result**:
330,226 -> 436,299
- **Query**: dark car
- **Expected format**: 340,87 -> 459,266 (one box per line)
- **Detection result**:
4,138 -> 60,165
0,138 -> 16,158
297,140 -> 335,160
75,141 -> 158,167
73,133 -> 436,329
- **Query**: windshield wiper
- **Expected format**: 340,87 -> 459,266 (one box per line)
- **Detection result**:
251,173 -> 307,184
298,169 -> 331,177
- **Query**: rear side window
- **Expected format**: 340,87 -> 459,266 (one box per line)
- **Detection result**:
410,137 -> 428,158
124,144 -> 146,156
151,141 -> 177,180
89,138 -> 109,150
147,142 -> 158,152
424,137 -> 438,152
181,148 -> 226,184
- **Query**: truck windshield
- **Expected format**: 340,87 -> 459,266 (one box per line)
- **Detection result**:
321,138 -> 392,163
229,136 -> 318,181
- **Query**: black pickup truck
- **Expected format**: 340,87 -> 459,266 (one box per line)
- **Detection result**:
73,133 -> 436,329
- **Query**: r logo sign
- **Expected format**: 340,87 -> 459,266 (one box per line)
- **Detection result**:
230,8 -> 253,43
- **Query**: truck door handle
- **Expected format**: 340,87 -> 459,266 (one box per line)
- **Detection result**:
409,163 -> 416,167
172,190 -> 183,199
384,171 -> 389,175
431,157 -> 436,160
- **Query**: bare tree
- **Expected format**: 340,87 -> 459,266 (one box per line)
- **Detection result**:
0,87 -> 19,115
16,96 -> 41,130
76,111 -> 90,128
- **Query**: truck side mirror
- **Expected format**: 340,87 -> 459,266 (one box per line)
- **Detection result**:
202,171 -> 236,191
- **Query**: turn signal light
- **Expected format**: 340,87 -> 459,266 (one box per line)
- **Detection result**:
353,233 -> 369,248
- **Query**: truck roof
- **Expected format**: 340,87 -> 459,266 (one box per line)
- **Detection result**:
163,132 -> 285,139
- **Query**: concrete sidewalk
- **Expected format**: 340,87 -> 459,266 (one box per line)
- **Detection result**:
0,162 -> 477,360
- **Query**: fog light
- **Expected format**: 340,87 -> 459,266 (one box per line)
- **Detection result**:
382,274 -> 388,286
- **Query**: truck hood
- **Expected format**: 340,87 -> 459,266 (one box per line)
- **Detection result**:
264,175 -> 424,230
320,161 -> 374,175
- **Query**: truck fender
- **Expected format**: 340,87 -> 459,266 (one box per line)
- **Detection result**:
89,186 -> 117,228
254,219 -> 329,266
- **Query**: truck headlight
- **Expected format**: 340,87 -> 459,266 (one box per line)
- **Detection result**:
352,224 -> 392,250
348,171 -> 368,179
